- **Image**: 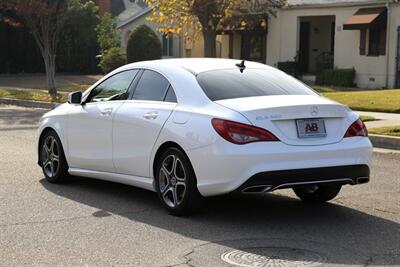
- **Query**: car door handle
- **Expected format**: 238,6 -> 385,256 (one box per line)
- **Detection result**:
143,112 -> 158,120
100,108 -> 113,116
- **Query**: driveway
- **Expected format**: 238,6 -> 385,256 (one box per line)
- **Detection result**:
0,105 -> 399,267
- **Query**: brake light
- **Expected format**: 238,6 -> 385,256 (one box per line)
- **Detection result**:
344,119 -> 368,138
211,118 -> 279,144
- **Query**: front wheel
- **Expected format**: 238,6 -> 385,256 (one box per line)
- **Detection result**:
40,130 -> 70,183
154,147 -> 202,216
293,184 -> 342,203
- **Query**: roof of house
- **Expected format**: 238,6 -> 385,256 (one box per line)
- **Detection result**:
117,6 -> 151,28
287,0 -> 389,8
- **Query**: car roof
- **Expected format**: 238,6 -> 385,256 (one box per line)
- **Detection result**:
121,58 -> 277,75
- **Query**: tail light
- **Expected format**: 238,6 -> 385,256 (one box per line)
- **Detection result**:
344,119 -> 368,138
211,118 -> 279,145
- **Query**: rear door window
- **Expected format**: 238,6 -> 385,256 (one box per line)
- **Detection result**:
132,70 -> 170,101
196,69 -> 317,101
164,85 -> 177,103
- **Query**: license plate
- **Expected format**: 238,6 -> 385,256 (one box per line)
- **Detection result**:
296,119 -> 327,138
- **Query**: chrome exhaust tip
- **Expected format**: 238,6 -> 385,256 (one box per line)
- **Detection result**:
242,185 -> 272,194
355,177 -> 369,184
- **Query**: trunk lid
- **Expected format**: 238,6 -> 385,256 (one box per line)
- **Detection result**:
215,95 -> 351,146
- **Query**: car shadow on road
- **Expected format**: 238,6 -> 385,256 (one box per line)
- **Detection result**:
40,176 -> 400,266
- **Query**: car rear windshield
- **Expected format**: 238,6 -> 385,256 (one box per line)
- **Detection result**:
196,68 -> 317,101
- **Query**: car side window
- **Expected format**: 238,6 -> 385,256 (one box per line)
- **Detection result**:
132,70 -> 169,101
88,70 -> 138,103
164,85 -> 177,103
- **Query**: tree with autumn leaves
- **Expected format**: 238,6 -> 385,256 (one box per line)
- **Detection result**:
145,0 -> 286,57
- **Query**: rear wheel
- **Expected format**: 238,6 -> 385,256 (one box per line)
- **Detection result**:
155,147 -> 202,216
293,184 -> 341,203
40,130 -> 70,183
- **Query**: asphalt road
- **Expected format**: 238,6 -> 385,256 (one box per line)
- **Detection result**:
0,105 -> 399,267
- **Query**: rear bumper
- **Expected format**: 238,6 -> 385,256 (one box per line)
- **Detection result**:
187,137 -> 373,197
237,165 -> 370,193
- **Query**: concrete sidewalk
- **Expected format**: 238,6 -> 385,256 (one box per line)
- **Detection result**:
356,111 -> 400,128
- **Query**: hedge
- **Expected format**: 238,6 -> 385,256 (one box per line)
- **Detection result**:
316,68 -> 356,87
99,47 -> 126,74
126,25 -> 162,63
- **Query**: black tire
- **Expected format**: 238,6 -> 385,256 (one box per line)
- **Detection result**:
154,147 -> 202,216
293,184 -> 342,203
40,130 -> 70,183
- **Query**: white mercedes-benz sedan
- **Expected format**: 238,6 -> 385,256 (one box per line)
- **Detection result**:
37,58 -> 373,215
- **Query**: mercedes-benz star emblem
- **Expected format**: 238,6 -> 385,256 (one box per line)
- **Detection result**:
311,106 -> 319,116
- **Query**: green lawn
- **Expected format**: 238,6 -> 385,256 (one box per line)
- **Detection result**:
321,89 -> 400,113
0,85 -> 89,103
58,84 -> 90,92
359,115 -> 376,122
0,88 -> 67,103
313,86 -> 362,93
1,85 -> 399,115
369,126 -> 400,137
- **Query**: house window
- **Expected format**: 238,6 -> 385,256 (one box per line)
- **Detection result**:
368,25 -> 386,56
343,7 -> 387,56
162,34 -> 174,57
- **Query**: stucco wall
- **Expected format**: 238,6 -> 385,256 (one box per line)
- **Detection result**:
179,32 -> 243,59
182,35 -> 204,58
267,3 -> 399,89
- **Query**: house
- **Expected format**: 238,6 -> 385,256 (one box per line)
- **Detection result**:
116,0 -> 181,58
268,0 -> 400,89
116,0 -> 400,89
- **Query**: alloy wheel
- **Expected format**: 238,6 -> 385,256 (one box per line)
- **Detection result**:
158,155 -> 187,208
41,136 -> 60,178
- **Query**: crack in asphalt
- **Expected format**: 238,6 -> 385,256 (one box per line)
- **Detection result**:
364,256 -> 374,267
364,253 -> 400,267
161,249 -> 196,267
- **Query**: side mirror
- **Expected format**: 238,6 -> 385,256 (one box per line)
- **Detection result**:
68,91 -> 82,105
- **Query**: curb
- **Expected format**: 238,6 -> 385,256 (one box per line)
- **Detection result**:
0,98 -> 57,109
369,134 -> 400,151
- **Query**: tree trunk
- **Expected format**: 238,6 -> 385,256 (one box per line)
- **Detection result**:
42,49 -> 57,96
203,29 -> 217,57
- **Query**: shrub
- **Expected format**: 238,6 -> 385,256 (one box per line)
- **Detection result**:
95,13 -> 120,55
316,68 -> 356,87
126,25 -> 162,63
99,47 -> 126,73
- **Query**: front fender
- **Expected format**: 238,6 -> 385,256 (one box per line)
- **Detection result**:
37,104 -> 72,166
